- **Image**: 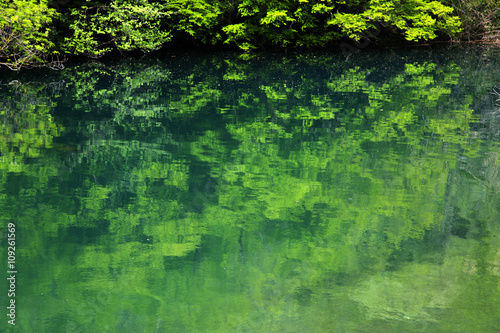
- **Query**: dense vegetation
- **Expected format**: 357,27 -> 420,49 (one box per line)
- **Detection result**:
2,0 -> 497,69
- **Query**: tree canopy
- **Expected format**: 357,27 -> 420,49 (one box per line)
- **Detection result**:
0,0 -> 468,69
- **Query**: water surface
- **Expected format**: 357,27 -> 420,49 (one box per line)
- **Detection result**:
1,47 -> 500,332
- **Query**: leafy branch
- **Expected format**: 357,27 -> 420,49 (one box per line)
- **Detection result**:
0,0 -> 62,70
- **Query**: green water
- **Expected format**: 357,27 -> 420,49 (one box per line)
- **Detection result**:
1,47 -> 500,332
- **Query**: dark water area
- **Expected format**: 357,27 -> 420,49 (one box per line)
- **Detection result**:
1,46 -> 499,332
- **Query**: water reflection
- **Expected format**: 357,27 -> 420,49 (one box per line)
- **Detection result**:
1,47 -> 499,332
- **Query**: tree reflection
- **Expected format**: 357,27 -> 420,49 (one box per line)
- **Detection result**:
1,50 -> 499,332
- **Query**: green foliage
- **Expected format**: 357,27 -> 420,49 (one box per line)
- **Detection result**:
0,0 -> 59,70
62,0 -> 225,57
62,0 -> 171,57
0,0 -> 469,66
329,0 -> 462,41
222,0 -> 461,49
166,0 -> 222,44
223,0 -> 343,49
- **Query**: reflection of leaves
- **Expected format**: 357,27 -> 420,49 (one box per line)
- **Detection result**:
0,83 -> 61,177
3,51 -> 499,332
63,61 -> 171,120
